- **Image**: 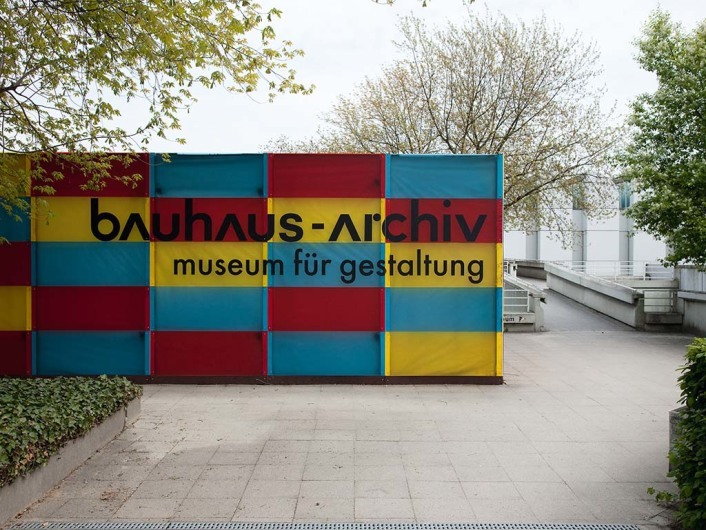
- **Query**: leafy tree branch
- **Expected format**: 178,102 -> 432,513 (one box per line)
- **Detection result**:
0,0 -> 312,216
266,10 -> 620,237
620,11 -> 706,269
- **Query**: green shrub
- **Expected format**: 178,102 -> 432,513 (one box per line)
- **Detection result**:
668,337 -> 706,529
0,376 -> 142,488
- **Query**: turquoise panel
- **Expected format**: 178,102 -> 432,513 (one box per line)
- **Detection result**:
152,154 -> 266,197
0,199 -> 30,241
35,331 -> 147,375
270,332 -> 382,376
496,153 -> 504,202
154,287 -> 264,330
35,242 -> 149,286
268,243 -> 384,287
388,155 -> 500,199
388,287 -> 500,331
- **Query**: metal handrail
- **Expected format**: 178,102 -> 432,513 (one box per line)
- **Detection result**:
503,288 -> 530,313
551,260 -> 674,280
503,274 -> 544,314
643,288 -> 678,313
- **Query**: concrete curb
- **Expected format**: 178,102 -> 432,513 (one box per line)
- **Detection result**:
0,397 -> 141,526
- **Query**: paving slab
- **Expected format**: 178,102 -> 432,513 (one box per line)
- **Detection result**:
7,330 -> 692,528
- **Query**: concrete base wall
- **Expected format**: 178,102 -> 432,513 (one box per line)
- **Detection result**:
504,322 -> 537,332
677,266 -> 706,291
516,260 -> 547,280
681,297 -> 706,336
676,266 -> 706,336
0,398 -> 140,525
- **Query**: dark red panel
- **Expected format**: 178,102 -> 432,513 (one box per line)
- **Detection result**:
0,242 -> 31,285
385,199 -> 501,243
152,331 -> 265,376
33,153 -> 149,197
151,198 -> 268,241
0,331 -> 30,376
34,287 -> 148,330
269,287 -> 382,331
269,154 -> 384,198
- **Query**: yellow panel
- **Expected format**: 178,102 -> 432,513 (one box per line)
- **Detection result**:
154,242 -> 267,287
271,198 -> 381,243
33,197 -> 150,242
1,154 -> 30,196
0,286 -> 31,331
496,332 -> 503,376
387,243 -> 499,288
382,199 -> 390,289
496,243 -> 503,282
384,331 -> 391,376
389,332 -> 498,376
261,242 -> 268,287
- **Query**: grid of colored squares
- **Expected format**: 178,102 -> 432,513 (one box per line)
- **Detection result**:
0,153 -> 503,378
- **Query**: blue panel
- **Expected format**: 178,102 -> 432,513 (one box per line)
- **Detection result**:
388,287 -> 500,331
31,330 -> 37,375
385,154 -> 392,197
35,242 -> 149,286
153,154 -> 266,197
144,326 -> 152,375
496,154 -> 504,202
154,287 -> 264,330
268,243 -> 384,287
35,331 -> 147,375
388,155 -> 500,199
0,199 -> 30,241
270,332 -> 382,376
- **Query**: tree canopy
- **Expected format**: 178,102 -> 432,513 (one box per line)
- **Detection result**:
0,0 -> 311,217
267,11 -> 620,236
620,11 -> 706,269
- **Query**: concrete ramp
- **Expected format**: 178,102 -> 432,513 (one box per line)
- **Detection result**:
513,277 -> 633,332
544,262 -> 683,331
540,288 -> 635,332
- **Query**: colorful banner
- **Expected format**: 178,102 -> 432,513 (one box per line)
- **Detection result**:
0,153 -> 503,380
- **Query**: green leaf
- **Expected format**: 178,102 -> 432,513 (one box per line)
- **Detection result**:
0,376 -> 142,487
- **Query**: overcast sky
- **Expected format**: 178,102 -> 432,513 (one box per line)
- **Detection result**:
142,0 -> 706,154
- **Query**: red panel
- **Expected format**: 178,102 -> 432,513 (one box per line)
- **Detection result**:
270,287 -> 382,331
34,286 -> 148,330
151,198 -> 268,241
385,199 -> 501,243
0,242 -> 31,285
269,154 -> 384,198
0,331 -> 30,376
33,153 -> 150,197
153,331 -> 264,376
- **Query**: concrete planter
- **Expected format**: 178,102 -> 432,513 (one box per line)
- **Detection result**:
669,405 -> 686,472
0,397 -> 141,525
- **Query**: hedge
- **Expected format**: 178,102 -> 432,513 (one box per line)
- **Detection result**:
0,376 -> 142,488
665,337 -> 706,529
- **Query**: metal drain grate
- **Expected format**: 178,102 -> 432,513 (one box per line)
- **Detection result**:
13,523 -> 641,530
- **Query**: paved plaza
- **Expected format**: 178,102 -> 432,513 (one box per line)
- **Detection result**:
10,330 -> 693,529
